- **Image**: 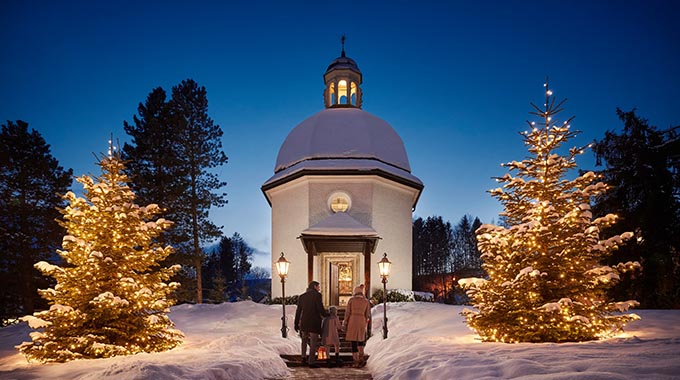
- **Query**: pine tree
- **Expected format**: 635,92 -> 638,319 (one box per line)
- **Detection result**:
208,272 -> 227,303
17,149 -> 183,362
412,217 -> 426,278
122,87 -> 188,243
123,80 -> 228,304
469,217 -> 483,272
169,79 -> 228,304
217,235 -> 238,287
592,110 -> 680,308
460,81 -> 640,343
0,121 -> 72,325
452,215 -> 484,275
122,88 -> 192,300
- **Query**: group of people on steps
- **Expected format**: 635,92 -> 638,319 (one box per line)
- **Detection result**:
294,281 -> 371,368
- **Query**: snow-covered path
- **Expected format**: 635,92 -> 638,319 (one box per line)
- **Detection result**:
1,301 -> 679,380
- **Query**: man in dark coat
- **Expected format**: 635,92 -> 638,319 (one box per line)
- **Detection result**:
294,281 -> 327,367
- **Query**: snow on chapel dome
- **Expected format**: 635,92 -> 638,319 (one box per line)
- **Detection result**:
263,42 -> 422,194
275,108 -> 412,173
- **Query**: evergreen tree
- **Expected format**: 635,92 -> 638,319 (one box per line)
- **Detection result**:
452,215 -> 472,271
207,267 -> 226,304
122,87 -> 187,241
470,217 -> 484,271
411,216 -> 454,298
460,81 -> 640,343
452,215 -> 484,275
169,79 -> 228,304
426,216 -> 454,274
201,249 -> 222,300
412,217 -> 426,278
412,216 -> 455,276
592,110 -> 680,308
205,233 -> 254,300
217,235 -> 238,287
17,150 -> 182,362
123,80 -> 228,304
122,88 -> 192,300
229,233 -> 253,299
0,121 -> 72,325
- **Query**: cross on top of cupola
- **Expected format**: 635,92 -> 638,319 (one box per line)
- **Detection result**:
323,35 -> 363,109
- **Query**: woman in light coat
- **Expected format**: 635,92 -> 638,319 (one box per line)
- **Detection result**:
343,286 -> 371,367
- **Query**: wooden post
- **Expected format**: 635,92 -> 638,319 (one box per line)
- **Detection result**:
308,251 -> 314,284
364,245 -> 371,299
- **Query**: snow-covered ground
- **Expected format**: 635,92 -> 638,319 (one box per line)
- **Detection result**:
1,301 -> 679,380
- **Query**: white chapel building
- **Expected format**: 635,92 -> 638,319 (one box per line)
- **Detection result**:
262,47 -> 423,306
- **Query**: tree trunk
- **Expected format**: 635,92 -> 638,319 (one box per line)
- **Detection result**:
191,169 -> 202,304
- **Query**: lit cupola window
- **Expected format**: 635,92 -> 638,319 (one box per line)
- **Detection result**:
350,82 -> 357,105
323,35 -> 362,109
338,80 -> 348,104
329,82 -> 336,105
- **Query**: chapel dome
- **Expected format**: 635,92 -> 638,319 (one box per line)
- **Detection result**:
274,107 -> 411,173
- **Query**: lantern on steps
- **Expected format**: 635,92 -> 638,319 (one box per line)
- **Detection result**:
316,346 -> 328,361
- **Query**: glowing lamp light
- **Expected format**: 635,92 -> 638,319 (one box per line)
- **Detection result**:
275,252 -> 290,278
378,253 -> 391,279
276,252 -> 290,338
378,253 -> 391,339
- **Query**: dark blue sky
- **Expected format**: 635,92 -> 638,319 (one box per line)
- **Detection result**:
2,1 -> 679,269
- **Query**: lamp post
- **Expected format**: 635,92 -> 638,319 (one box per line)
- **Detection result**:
275,252 -> 290,338
377,252 -> 391,339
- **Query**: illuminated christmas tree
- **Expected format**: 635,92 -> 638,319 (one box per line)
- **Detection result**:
459,81 -> 641,343
17,146 -> 183,362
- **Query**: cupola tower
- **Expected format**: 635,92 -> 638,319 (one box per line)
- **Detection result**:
323,36 -> 363,108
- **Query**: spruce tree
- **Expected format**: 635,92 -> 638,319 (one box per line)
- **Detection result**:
17,149 -> 183,362
217,234 -> 238,289
0,121 -> 72,325
412,217 -> 426,278
460,81 -> 640,343
122,87 -> 188,235
452,215 -> 484,275
124,80 -> 228,304
122,87 -> 194,302
592,110 -> 680,308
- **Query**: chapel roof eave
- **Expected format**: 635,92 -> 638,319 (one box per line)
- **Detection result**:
299,234 -> 380,256
260,158 -> 424,208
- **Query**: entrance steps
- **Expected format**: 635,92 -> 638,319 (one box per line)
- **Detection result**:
282,308 -> 370,368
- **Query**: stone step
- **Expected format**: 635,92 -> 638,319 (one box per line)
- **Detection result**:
280,354 -> 369,368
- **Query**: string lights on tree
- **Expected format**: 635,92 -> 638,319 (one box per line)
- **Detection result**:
459,79 -> 641,343
16,143 -> 183,362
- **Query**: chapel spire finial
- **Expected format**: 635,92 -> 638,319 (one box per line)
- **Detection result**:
341,34 -> 346,57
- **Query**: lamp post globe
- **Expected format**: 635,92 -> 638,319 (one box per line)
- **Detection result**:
377,253 -> 391,339
276,252 -> 290,338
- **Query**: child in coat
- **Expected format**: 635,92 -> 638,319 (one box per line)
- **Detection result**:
321,306 -> 342,364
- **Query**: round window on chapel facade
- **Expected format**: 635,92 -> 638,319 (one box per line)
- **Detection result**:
329,192 -> 351,213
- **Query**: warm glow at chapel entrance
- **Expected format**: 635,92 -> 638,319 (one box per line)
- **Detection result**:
322,254 -> 361,307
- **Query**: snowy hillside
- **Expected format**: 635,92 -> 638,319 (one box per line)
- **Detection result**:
1,301 -> 679,380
